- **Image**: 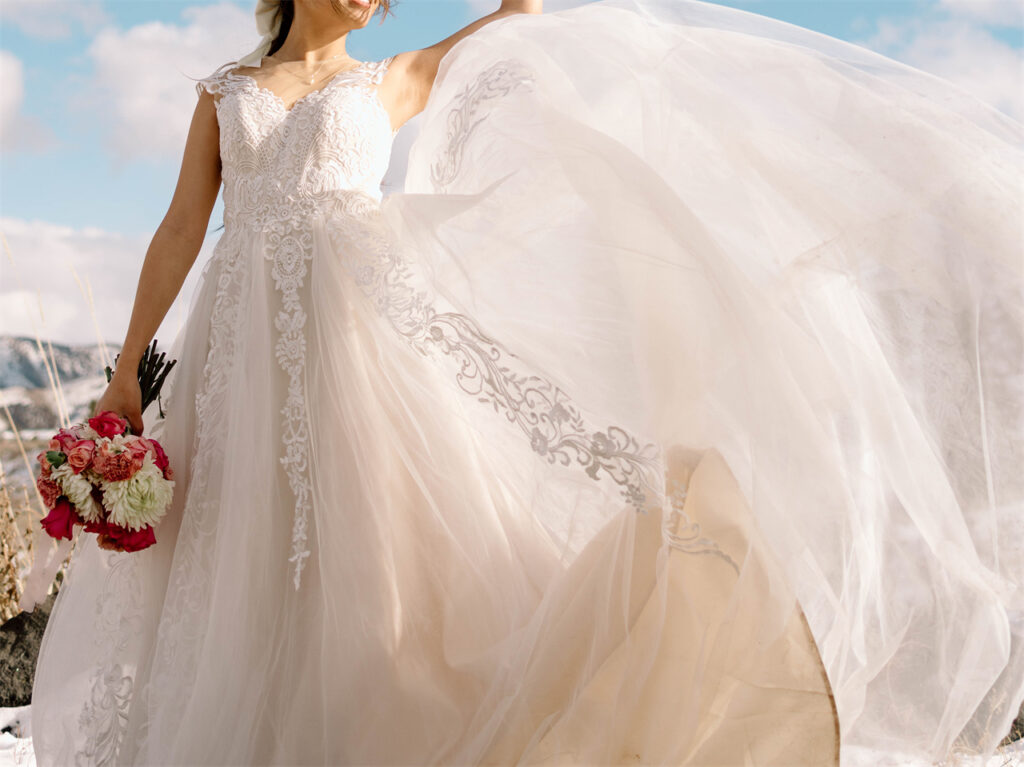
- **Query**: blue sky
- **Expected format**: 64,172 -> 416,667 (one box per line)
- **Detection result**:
1,0 -> 1021,346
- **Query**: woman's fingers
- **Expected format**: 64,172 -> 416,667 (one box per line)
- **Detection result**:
128,411 -> 145,436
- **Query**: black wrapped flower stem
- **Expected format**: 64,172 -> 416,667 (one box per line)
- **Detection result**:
104,338 -> 177,423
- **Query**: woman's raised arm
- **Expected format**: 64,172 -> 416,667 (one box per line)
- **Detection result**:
378,0 -> 543,131
92,88 -> 222,434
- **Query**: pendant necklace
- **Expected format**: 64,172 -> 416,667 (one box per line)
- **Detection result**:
266,51 -> 359,85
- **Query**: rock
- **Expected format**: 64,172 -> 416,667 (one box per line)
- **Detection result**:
1003,700 -> 1024,746
0,592 -> 56,707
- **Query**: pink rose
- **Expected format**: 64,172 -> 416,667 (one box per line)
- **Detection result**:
105,523 -> 157,553
124,437 -> 151,468
40,498 -> 80,540
134,436 -> 169,472
36,476 -> 61,508
65,440 -> 96,474
88,411 -> 128,439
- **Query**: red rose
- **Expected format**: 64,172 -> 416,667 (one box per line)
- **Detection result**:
83,515 -> 109,536
66,440 -> 96,474
36,476 -> 61,509
88,411 -> 129,438
106,523 -> 156,553
40,498 -> 81,540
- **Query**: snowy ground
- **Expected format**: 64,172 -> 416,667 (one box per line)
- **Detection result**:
3,704 -> 1024,766
0,707 -> 33,767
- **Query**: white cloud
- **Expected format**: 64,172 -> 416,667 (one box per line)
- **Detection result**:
0,50 -> 57,154
0,217 -> 210,347
0,0 -> 109,40
855,16 -> 1024,122
83,3 -> 259,162
938,0 -> 1023,28
0,51 -> 23,136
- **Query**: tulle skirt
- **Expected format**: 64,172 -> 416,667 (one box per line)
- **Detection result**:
26,1 -> 1023,765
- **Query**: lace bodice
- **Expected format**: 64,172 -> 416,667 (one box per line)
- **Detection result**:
195,56 -> 397,232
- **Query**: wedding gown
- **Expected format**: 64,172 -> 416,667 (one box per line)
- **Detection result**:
23,1 -> 1024,765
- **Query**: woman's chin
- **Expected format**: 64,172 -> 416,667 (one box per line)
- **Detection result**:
345,0 -> 376,22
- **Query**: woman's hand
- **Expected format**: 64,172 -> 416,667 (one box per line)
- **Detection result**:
500,0 -> 542,13
93,368 -> 144,436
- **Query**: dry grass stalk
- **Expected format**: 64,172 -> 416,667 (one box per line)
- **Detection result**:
0,459 -> 27,622
1,229 -> 100,613
70,264 -> 114,373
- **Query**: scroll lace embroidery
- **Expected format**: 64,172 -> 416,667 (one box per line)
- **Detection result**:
430,60 -> 532,191
324,187 -> 736,573
74,552 -> 143,765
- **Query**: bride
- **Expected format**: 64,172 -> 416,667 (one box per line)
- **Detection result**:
24,0 -> 1023,765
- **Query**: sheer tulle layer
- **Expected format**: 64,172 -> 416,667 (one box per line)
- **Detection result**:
378,1 -> 1023,760
27,0 -> 1022,765
30,215 -> 839,765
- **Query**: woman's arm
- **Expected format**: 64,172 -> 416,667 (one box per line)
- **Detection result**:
92,88 -> 222,434
378,0 -> 543,131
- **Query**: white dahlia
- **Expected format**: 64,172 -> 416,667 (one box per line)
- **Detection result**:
101,452 -> 175,531
50,462 -> 103,523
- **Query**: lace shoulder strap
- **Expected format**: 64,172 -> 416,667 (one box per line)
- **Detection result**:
194,63 -> 246,99
364,55 -> 397,87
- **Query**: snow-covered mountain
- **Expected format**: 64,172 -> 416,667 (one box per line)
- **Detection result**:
0,335 -> 121,438
0,336 -> 115,390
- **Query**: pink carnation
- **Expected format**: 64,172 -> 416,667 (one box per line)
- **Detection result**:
36,476 -> 61,509
93,441 -> 141,482
88,411 -> 128,439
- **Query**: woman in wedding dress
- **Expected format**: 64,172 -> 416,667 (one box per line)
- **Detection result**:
22,0 -> 1023,764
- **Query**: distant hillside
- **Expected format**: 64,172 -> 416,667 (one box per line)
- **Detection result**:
0,336 -> 116,389
0,335 -> 121,437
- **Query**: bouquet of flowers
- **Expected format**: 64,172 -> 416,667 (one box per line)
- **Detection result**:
33,339 -> 177,553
